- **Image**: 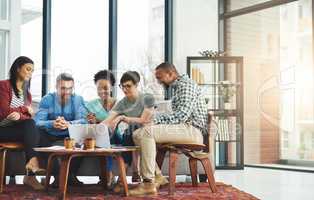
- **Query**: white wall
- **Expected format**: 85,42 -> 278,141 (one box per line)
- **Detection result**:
173,0 -> 218,74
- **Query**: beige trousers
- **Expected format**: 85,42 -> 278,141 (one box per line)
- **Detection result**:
132,123 -> 203,180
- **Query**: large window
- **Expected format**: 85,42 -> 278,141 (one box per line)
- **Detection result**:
117,0 -> 165,100
51,0 -> 108,101
225,0 -> 313,165
0,0 -> 9,20
0,0 -> 9,80
21,0 -> 43,101
0,31 -> 8,79
1,0 -> 220,104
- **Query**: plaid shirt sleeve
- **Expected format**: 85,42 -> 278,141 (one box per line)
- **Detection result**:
154,81 -> 198,124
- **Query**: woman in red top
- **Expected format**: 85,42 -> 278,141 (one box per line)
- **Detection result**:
0,56 -> 44,190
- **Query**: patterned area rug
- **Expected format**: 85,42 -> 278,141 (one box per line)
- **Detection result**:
0,182 -> 260,200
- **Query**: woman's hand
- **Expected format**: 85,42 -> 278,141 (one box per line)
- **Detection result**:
26,106 -> 34,116
87,113 -> 97,124
6,112 -> 21,121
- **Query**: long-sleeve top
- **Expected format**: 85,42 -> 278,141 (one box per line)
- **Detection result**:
35,92 -> 88,137
153,74 -> 208,135
0,80 -> 32,122
85,98 -> 122,138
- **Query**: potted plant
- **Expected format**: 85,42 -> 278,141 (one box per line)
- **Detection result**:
218,81 -> 236,109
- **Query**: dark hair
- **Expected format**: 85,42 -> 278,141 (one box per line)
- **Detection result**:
155,62 -> 178,73
120,71 -> 140,85
56,73 -> 74,83
9,56 -> 34,98
93,70 -> 116,86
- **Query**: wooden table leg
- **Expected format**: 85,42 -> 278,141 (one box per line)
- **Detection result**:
45,153 -> 56,191
58,155 -> 73,200
0,149 -> 7,193
115,154 -> 128,196
99,157 -> 108,190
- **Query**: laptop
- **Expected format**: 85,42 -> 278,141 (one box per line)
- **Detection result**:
68,124 -> 111,148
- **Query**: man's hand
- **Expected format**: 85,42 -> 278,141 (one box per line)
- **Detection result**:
53,116 -> 69,130
53,117 -> 63,129
6,112 -> 21,121
143,119 -> 152,125
59,119 -> 69,130
87,113 -> 97,124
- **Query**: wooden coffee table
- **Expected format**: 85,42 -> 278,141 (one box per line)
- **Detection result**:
34,146 -> 138,200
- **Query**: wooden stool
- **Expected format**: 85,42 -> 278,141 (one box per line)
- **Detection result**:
0,142 -> 24,193
156,114 -> 217,195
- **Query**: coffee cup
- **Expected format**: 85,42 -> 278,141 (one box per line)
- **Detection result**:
83,138 -> 95,150
64,137 -> 75,150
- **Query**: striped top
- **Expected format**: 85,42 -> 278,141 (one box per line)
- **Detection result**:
0,91 -> 25,127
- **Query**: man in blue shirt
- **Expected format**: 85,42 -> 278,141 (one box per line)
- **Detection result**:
35,73 -> 88,187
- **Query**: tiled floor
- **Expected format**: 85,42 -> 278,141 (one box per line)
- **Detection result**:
215,167 -> 314,200
10,167 -> 314,200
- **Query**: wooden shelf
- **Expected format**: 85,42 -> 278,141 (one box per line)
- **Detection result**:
208,109 -> 238,116
215,140 -> 239,143
187,56 -> 244,170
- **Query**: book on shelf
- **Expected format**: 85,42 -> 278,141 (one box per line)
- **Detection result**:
227,142 -> 237,165
216,118 -> 231,141
229,117 -> 237,141
191,66 -> 205,84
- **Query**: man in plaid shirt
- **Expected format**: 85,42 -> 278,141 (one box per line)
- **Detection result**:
130,62 -> 208,196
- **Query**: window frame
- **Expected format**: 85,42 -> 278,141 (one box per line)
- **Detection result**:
219,0 -> 314,170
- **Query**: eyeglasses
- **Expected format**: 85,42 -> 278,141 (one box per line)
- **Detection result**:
119,83 -> 133,90
60,86 -> 74,92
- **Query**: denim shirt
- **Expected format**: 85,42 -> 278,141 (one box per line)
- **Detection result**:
35,92 -> 88,136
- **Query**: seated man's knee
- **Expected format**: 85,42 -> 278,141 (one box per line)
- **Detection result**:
132,128 -> 143,145
133,126 -> 155,145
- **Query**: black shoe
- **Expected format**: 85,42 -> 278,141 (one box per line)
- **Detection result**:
132,172 -> 141,183
51,177 -> 59,188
